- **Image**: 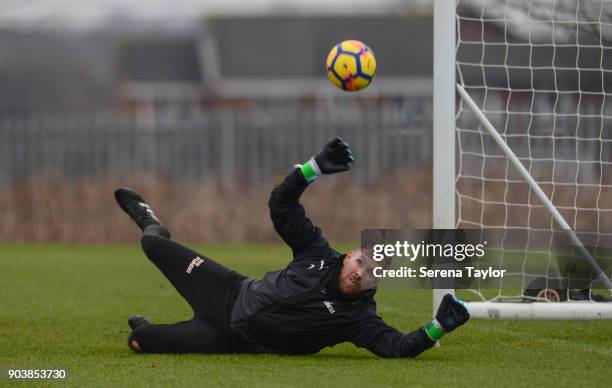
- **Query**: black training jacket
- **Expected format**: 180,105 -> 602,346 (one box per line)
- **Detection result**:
230,169 -> 435,357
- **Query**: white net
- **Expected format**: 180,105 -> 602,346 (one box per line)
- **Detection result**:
455,0 -> 612,302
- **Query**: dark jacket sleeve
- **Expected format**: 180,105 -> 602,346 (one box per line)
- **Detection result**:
268,169 -> 330,258
348,311 -> 436,358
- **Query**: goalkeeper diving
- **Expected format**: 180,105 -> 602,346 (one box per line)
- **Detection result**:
115,137 -> 469,357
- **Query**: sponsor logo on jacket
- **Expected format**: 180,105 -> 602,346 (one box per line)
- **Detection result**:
323,300 -> 335,314
186,256 -> 204,274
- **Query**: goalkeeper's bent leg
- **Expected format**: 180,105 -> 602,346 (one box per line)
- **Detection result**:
139,234 -> 247,333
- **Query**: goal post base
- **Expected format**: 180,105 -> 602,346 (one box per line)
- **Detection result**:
465,302 -> 612,320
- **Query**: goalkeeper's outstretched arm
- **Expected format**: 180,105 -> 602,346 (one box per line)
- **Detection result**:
349,294 -> 470,358
268,137 -> 354,257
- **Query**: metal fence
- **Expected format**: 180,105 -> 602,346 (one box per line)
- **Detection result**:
0,97 -> 433,186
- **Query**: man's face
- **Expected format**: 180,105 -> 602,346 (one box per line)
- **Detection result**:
339,249 -> 380,295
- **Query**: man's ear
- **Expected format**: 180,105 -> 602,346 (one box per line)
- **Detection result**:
344,250 -> 353,263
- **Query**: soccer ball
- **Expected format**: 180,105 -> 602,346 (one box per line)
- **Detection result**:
326,40 -> 377,92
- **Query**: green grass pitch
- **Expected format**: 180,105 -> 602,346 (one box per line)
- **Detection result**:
1,242 -> 611,387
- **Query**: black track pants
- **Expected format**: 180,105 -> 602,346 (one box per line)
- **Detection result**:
129,233 -> 249,353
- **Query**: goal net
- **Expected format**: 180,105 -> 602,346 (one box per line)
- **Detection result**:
450,0 -> 612,318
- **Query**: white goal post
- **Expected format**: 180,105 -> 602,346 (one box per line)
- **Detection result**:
433,0 -> 612,319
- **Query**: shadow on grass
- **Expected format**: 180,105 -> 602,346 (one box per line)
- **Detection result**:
121,350 -> 448,362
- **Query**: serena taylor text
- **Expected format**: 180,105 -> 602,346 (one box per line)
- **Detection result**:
373,266 -> 506,280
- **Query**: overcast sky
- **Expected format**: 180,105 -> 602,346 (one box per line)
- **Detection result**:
0,0 -> 430,30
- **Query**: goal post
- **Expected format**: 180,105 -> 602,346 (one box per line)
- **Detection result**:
433,0 -> 612,319
432,0 -> 457,316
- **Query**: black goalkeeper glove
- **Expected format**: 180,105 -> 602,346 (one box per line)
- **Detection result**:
424,293 -> 470,341
298,137 -> 354,182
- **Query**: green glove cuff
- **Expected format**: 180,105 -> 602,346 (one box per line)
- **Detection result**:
424,319 -> 445,341
299,159 -> 321,182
